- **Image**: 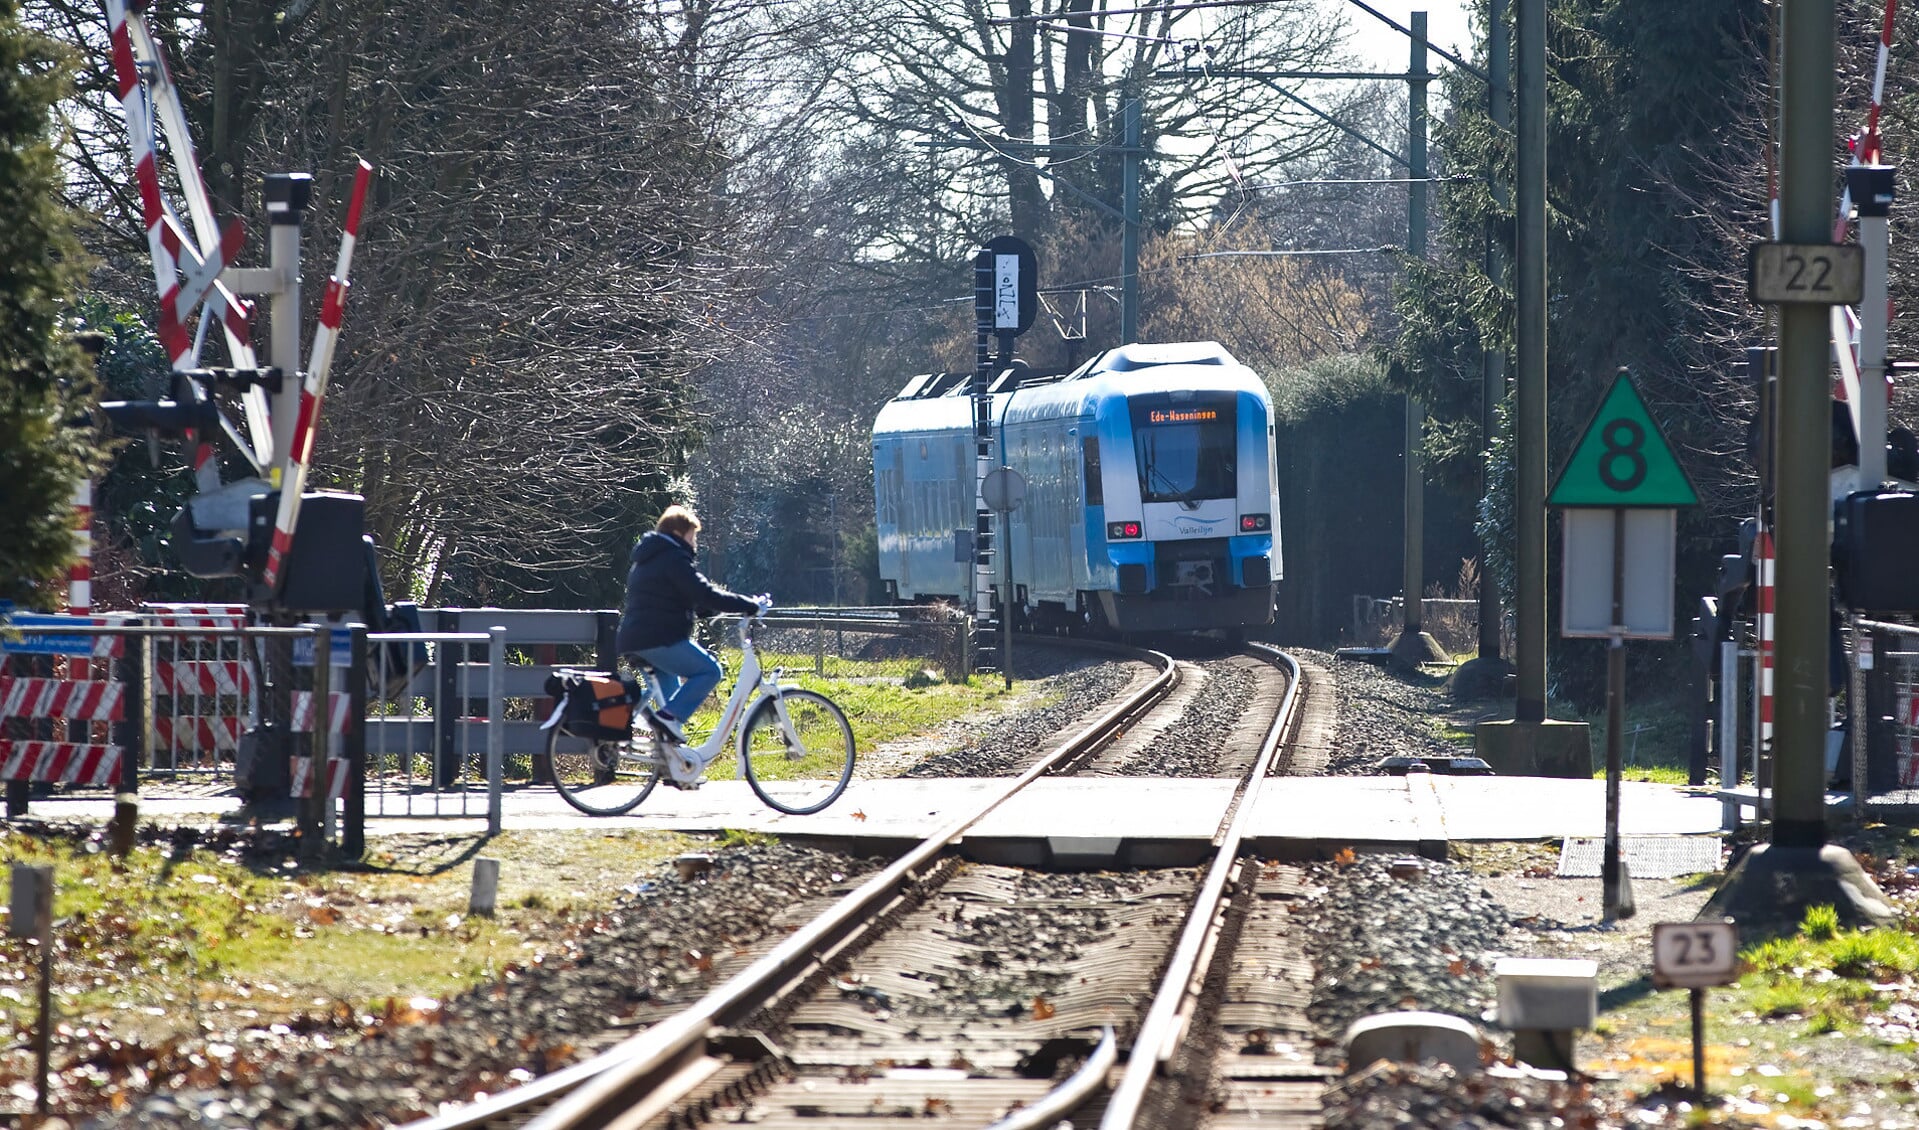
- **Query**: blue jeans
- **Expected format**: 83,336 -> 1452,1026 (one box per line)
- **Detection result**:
631,639 -> 723,721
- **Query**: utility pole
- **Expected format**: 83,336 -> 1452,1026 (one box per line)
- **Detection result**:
1121,97 -> 1142,344
1513,0 -> 1547,726
1479,8 -> 1511,662
1474,0 -> 1590,775
1392,13 -> 1446,667
1706,0 -> 1892,926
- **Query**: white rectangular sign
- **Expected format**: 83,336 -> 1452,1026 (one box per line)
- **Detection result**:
1652,920 -> 1739,989
1561,507 -> 1676,639
994,254 -> 1020,330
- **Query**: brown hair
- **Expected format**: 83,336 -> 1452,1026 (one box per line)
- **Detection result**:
656,505 -> 701,539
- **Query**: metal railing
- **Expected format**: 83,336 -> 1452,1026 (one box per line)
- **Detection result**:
1852,618 -> 1919,814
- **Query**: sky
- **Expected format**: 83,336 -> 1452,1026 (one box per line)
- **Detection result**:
1344,0 -> 1477,72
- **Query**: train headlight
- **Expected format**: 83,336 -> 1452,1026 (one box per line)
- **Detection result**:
1107,520 -> 1142,540
1239,514 -> 1271,532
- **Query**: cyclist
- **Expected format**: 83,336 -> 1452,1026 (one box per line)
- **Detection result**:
616,505 -> 769,742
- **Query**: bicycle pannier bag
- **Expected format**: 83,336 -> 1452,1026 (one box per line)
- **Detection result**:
541,670 -> 642,741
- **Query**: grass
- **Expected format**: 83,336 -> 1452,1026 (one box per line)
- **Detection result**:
1730,904 -> 1919,1040
0,828 -> 691,1042
666,667 -> 1015,759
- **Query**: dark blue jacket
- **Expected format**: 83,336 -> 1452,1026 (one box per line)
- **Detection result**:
616,531 -> 758,653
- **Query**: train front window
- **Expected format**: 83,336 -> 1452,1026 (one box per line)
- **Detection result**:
1132,398 -> 1236,504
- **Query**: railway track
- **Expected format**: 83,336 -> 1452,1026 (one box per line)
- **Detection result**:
404,638 -> 1324,1130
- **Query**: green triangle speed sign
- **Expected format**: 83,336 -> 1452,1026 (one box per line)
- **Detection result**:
1549,374 -> 1698,507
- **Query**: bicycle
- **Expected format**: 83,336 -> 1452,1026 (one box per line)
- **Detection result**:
540,615 -> 856,817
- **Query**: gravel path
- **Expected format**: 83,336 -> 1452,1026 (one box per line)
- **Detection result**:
99,842 -> 880,1128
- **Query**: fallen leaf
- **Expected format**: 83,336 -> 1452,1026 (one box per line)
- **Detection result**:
851,810 -> 868,822
1032,996 -> 1056,1021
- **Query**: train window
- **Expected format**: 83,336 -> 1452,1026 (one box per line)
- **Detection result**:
1132,396 -> 1236,504
1082,438 -> 1103,505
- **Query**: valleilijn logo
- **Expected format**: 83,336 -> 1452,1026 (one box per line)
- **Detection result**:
1171,513 -> 1224,529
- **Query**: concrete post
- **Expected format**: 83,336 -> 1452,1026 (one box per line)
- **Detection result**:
1705,0 -> 1893,928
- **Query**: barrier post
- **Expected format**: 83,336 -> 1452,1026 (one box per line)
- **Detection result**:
488,626 -> 506,835
595,610 -> 620,673
435,609 -> 460,789
1718,640 -> 1738,785
5,647 -> 25,814
300,625 -> 331,861
344,625 -> 368,859
130,621 -> 152,793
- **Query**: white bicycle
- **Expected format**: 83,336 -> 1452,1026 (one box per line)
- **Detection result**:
541,615 -> 856,817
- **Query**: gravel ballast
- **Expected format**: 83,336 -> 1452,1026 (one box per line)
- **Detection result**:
1293,648 -> 1464,774
903,655 -> 1139,777
97,842 -> 879,1128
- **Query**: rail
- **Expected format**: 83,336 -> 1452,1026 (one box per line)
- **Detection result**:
1096,644 -> 1303,1128
400,638 -> 1179,1130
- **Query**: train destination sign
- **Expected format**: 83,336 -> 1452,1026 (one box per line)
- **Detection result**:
1148,408 -> 1218,424
1549,374 -> 1698,508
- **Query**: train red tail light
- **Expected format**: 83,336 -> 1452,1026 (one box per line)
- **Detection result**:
1107,520 -> 1143,540
1239,514 -> 1271,532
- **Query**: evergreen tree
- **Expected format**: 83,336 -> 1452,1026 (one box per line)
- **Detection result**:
1383,0 -> 1768,624
0,0 -> 97,607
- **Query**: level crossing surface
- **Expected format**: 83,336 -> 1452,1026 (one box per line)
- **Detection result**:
17,774 -> 1726,855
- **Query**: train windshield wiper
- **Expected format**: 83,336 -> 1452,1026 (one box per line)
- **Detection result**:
1147,463 -> 1202,510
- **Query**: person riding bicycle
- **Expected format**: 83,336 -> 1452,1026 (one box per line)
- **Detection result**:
616,505 -> 769,743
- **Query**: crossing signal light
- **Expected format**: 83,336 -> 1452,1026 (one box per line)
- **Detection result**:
99,397 -> 219,437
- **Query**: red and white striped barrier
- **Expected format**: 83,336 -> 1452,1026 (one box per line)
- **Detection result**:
154,715 -> 244,754
142,604 -> 249,629
1755,527 -> 1775,759
291,756 -> 350,801
0,741 -> 120,788
69,481 -> 91,621
0,677 -> 124,722
155,660 -> 253,698
291,690 -> 352,735
262,160 -> 374,591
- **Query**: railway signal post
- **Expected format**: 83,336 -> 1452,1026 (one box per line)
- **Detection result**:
971,237 -> 1037,673
1550,372 -> 1696,919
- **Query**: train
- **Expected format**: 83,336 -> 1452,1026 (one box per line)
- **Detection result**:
871,341 -> 1281,634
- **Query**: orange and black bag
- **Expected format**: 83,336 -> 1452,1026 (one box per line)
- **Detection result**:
541,669 -> 643,741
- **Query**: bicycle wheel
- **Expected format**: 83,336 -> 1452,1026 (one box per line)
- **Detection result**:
545,724 -> 658,816
739,690 -> 855,815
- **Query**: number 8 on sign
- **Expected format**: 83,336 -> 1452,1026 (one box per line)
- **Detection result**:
1598,418 -> 1647,493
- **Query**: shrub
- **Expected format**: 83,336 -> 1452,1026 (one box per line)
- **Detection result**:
1800,904 -> 1840,942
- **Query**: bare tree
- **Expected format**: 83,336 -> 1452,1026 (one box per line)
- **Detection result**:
45,0 -> 763,603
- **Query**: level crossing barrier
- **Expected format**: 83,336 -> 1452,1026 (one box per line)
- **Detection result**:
3,606 -> 971,846
0,618 -> 355,825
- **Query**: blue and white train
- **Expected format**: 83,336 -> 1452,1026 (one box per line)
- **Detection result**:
871,341 -> 1281,634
